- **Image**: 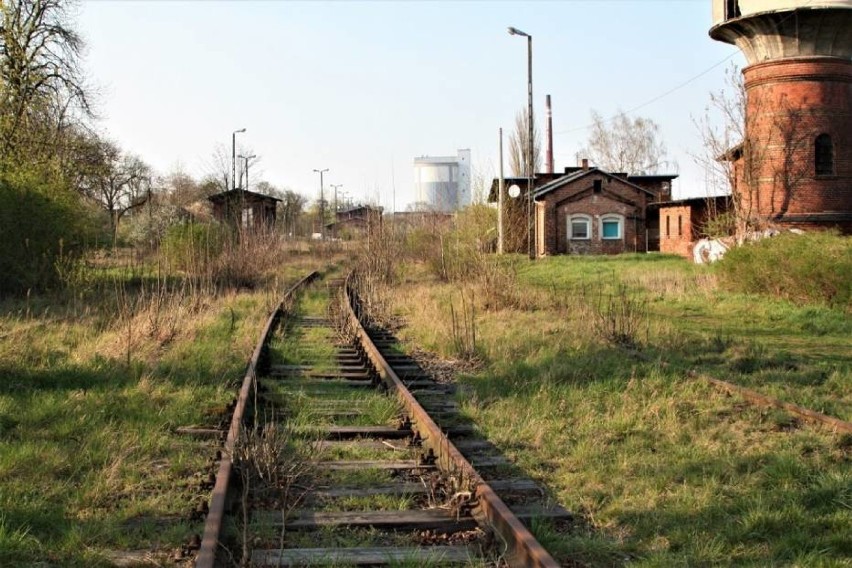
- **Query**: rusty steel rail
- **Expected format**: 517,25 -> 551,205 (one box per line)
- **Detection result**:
696,372 -> 852,434
195,271 -> 319,568
342,274 -> 561,568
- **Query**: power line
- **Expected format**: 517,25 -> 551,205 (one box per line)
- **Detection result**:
553,52 -> 738,136
553,0 -> 815,136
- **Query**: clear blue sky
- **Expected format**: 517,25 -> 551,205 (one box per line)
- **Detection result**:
77,0 -> 744,210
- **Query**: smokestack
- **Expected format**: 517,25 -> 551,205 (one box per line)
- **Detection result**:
545,94 -> 554,174
582,158 -> 589,170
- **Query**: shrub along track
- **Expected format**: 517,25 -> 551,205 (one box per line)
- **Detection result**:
194,272 -> 569,567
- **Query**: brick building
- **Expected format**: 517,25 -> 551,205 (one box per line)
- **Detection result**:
490,165 -> 676,255
531,165 -> 676,256
710,0 -> 852,232
654,196 -> 732,258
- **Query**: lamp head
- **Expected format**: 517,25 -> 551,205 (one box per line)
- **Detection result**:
234,128 -> 246,133
507,26 -> 529,37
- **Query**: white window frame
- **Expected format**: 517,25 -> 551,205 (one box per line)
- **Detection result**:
567,214 -> 592,241
241,206 -> 254,228
599,214 -> 624,240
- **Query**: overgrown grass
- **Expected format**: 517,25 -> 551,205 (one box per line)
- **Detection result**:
717,231 -> 851,308
385,253 -> 850,566
0,249 -> 335,566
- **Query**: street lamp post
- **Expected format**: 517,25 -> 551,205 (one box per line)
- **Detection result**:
313,168 -> 329,239
232,128 -> 246,190
508,26 -> 534,259
330,184 -> 343,239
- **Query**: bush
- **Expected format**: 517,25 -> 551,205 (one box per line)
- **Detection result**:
717,231 -> 851,308
161,222 -> 226,275
161,223 -> 294,289
412,204 -> 496,282
0,168 -> 99,296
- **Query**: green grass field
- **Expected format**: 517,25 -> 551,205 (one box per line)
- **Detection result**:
388,253 -> 851,566
0,255 -> 329,566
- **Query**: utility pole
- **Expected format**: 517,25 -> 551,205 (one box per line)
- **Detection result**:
239,154 -> 256,192
313,168 -> 329,239
330,183 -> 343,239
498,127 -> 504,254
232,128 -> 246,190
508,26 -> 534,259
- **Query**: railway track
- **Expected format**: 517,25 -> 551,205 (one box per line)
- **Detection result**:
194,272 -> 569,567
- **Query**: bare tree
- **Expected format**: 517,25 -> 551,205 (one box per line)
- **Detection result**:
78,139 -> 152,244
579,110 -> 672,174
204,143 -> 232,193
508,109 -> 541,177
0,0 -> 94,163
693,64 -> 810,239
163,169 -> 200,208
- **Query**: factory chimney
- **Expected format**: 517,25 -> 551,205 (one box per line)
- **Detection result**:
545,94 -> 554,174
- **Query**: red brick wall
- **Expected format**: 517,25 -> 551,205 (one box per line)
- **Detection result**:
742,57 -> 852,229
539,172 -> 647,255
659,205 -> 693,258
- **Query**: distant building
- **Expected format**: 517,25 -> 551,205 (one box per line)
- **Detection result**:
390,210 -> 454,232
328,205 -> 383,238
413,149 -> 471,212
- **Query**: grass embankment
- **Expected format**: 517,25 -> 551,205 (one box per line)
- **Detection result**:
0,254 -> 328,566
388,254 -> 850,566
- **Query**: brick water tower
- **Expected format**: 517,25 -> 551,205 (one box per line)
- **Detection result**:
710,0 -> 852,231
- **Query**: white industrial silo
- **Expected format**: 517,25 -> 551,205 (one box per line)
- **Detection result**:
413,149 -> 472,212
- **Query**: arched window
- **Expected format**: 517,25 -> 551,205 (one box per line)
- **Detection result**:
567,214 -> 591,241
815,134 -> 834,176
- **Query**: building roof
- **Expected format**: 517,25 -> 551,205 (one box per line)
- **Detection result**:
487,169 -> 679,203
627,174 -> 680,181
486,174 -> 563,202
336,204 -> 383,215
533,168 -> 656,200
649,195 -> 732,208
207,188 -> 282,203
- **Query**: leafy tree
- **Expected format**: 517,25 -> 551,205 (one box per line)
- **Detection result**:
579,110 -> 672,174
279,190 -> 307,237
0,167 -> 98,294
0,0 -> 94,165
0,0 -> 98,294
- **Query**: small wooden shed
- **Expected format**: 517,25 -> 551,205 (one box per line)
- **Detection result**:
208,189 -> 280,229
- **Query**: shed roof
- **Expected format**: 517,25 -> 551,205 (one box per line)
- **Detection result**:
207,188 -> 282,203
337,204 -> 383,215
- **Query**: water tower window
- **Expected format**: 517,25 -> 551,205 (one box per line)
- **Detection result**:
815,134 -> 834,176
725,0 -> 741,20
